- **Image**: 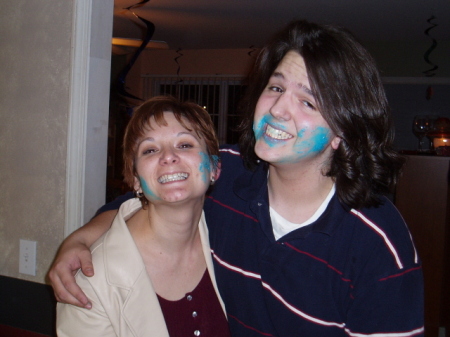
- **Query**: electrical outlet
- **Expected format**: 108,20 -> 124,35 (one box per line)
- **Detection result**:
19,239 -> 37,276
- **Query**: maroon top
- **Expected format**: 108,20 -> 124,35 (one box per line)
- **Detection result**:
157,270 -> 231,337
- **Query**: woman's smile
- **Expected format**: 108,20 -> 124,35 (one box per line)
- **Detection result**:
157,172 -> 189,184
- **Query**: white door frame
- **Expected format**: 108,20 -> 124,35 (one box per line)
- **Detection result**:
65,0 -> 114,236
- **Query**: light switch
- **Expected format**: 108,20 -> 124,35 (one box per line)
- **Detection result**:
19,239 -> 37,276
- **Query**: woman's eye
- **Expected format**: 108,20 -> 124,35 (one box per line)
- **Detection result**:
179,143 -> 193,149
142,148 -> 156,155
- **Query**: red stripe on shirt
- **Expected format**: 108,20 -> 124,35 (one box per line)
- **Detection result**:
227,314 -> 275,336
284,242 -> 352,283
207,196 -> 259,222
378,265 -> 422,282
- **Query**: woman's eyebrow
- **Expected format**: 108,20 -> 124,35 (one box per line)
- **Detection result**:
138,137 -> 155,144
177,131 -> 201,140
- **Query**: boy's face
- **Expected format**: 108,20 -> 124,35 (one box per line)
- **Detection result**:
253,51 -> 340,168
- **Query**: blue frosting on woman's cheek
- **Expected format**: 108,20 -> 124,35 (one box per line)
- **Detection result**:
210,155 -> 220,171
198,152 -> 212,183
139,177 -> 160,200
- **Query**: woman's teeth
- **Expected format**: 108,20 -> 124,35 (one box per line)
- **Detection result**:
158,173 -> 189,183
265,125 -> 293,140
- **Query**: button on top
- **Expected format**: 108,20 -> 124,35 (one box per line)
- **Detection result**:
187,295 -> 193,301
194,330 -> 200,336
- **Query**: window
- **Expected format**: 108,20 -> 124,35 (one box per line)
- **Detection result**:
142,75 -> 246,144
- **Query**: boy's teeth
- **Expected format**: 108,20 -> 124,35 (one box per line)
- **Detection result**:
158,173 -> 188,183
265,125 -> 293,140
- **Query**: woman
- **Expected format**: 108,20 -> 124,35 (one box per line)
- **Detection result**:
56,96 -> 230,337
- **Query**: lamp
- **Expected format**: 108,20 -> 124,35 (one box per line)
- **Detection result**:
112,37 -> 168,49
428,117 -> 450,156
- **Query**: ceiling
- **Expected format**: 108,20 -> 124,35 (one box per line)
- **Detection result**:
113,0 -> 450,50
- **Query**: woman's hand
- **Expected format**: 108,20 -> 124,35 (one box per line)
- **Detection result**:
48,238 -> 94,309
48,210 -> 118,308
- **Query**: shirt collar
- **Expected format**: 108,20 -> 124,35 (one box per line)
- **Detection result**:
233,162 -> 348,239
234,161 -> 268,202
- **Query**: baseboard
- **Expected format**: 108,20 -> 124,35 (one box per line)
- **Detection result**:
0,324 -> 51,337
0,276 -> 56,337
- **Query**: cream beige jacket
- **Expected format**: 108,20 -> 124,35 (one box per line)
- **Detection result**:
57,198 -> 226,337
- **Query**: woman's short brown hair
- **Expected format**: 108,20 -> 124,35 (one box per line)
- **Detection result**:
122,95 -> 220,189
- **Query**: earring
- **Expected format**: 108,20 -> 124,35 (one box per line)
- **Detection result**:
136,190 -> 144,198
210,177 -> 215,186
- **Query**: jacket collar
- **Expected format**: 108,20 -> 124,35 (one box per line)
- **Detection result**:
101,198 -> 226,329
103,198 -> 146,288
100,198 -> 169,336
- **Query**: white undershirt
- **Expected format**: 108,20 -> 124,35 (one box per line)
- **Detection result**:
270,184 -> 336,240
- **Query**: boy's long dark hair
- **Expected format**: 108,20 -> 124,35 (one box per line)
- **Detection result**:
238,20 -> 405,209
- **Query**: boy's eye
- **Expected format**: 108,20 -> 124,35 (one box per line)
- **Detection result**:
302,100 -> 316,110
269,85 -> 283,93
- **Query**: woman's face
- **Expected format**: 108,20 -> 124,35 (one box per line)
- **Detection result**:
133,112 -> 217,204
253,50 -> 340,168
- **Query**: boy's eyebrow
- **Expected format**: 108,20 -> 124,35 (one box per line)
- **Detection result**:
271,71 -> 314,97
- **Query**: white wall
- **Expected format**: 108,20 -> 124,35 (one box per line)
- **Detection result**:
0,0 -> 113,284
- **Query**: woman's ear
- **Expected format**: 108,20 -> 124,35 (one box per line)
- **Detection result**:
213,161 -> 221,182
133,176 -> 141,193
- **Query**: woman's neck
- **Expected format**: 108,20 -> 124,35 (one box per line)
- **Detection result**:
128,198 -> 204,252
127,199 -> 207,300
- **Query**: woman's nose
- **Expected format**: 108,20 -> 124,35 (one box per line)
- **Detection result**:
269,94 -> 292,121
159,148 -> 179,164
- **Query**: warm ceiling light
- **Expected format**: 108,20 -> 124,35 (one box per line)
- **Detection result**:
111,37 -> 169,49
